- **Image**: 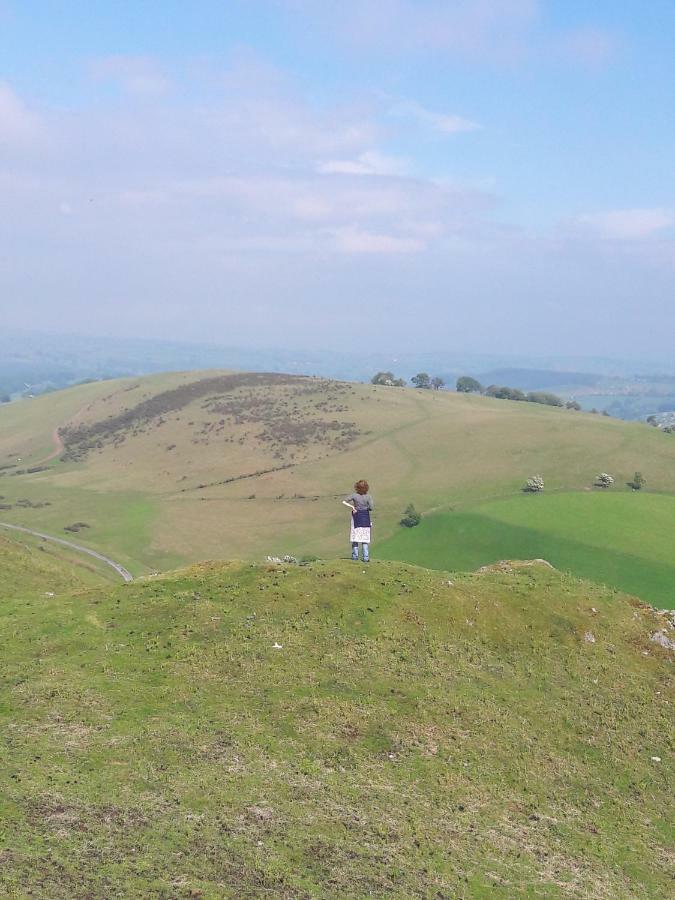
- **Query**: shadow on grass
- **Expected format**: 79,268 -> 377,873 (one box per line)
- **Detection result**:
379,511 -> 675,608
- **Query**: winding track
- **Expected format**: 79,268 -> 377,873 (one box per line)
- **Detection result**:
0,522 -> 133,582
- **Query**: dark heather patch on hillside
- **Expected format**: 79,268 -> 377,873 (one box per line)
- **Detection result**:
201,380 -> 361,456
59,373 -> 361,462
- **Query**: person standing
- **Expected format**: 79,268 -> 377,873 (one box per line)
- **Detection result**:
344,479 -> 374,562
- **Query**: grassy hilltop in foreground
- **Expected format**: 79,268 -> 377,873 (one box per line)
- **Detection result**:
1,546 -> 673,898
0,370 -> 674,603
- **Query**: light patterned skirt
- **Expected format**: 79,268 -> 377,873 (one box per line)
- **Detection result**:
350,525 -> 371,544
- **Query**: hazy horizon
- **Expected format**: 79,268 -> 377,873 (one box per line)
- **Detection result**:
1,2 -> 674,355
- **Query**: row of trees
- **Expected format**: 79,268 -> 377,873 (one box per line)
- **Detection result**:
456,376 -> 614,414
457,375 -> 566,407
371,372 -> 445,390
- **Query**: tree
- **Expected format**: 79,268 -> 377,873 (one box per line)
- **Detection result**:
566,400 -> 581,411
400,503 -> 422,527
526,391 -> 564,407
371,371 -> 395,385
595,473 -> 614,488
456,376 -> 482,393
646,415 -> 658,426
628,471 -> 645,491
523,475 -> 545,493
371,372 -> 405,387
486,385 -> 525,401
411,373 -> 431,389
0,393 -> 10,404
431,376 -> 445,391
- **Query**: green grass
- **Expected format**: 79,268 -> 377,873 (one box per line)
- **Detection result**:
379,492 -> 675,609
1,551 -> 673,897
1,371 -> 674,602
0,533 -> 105,597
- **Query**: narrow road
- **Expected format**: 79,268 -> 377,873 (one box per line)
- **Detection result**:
0,523 -> 134,582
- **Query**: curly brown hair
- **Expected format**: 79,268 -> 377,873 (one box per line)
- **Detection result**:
354,480 -> 369,494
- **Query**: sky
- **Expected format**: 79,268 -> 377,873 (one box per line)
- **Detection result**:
1,1 -> 674,355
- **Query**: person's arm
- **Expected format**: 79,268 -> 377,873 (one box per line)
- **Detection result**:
367,495 -> 374,510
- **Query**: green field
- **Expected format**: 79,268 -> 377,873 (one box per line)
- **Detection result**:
379,492 -> 675,608
1,371 -> 674,606
1,541 -> 673,897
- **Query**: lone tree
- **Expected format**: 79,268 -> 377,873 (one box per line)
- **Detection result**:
628,471 -> 645,491
431,376 -> 445,391
566,400 -> 581,411
371,371 -> 394,385
456,376 -> 482,393
411,373 -> 431,389
400,503 -> 422,527
595,473 -> 615,488
371,372 -> 406,386
523,475 -> 545,493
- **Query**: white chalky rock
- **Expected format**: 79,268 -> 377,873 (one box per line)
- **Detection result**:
584,632 -> 596,643
650,631 -> 675,651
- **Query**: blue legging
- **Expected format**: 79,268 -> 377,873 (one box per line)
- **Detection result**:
351,541 -> 369,561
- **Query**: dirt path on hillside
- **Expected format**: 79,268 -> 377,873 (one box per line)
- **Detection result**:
0,522 -> 134,582
34,402 -> 90,465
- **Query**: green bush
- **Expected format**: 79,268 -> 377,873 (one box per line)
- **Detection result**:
400,503 -> 422,527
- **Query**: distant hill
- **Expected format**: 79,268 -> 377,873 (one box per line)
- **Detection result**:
5,329 -> 675,401
1,551 -> 672,897
1,370 -> 674,604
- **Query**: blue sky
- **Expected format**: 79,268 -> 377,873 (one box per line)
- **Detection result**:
1,1 -> 673,354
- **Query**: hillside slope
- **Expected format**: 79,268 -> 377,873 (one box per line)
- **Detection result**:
380,493 -> 675,608
1,371 -> 674,579
1,556 -> 672,897
0,532 -> 111,597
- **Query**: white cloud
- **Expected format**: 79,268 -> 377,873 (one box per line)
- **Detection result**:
330,226 -> 425,254
574,209 -> 674,241
317,150 -> 409,176
90,55 -> 171,97
390,100 -> 480,134
283,1 -> 619,71
283,0 -> 539,59
0,82 -> 43,147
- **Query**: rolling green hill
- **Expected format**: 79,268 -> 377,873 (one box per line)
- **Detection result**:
379,493 -> 675,609
1,552 -> 673,897
1,371 -> 674,603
